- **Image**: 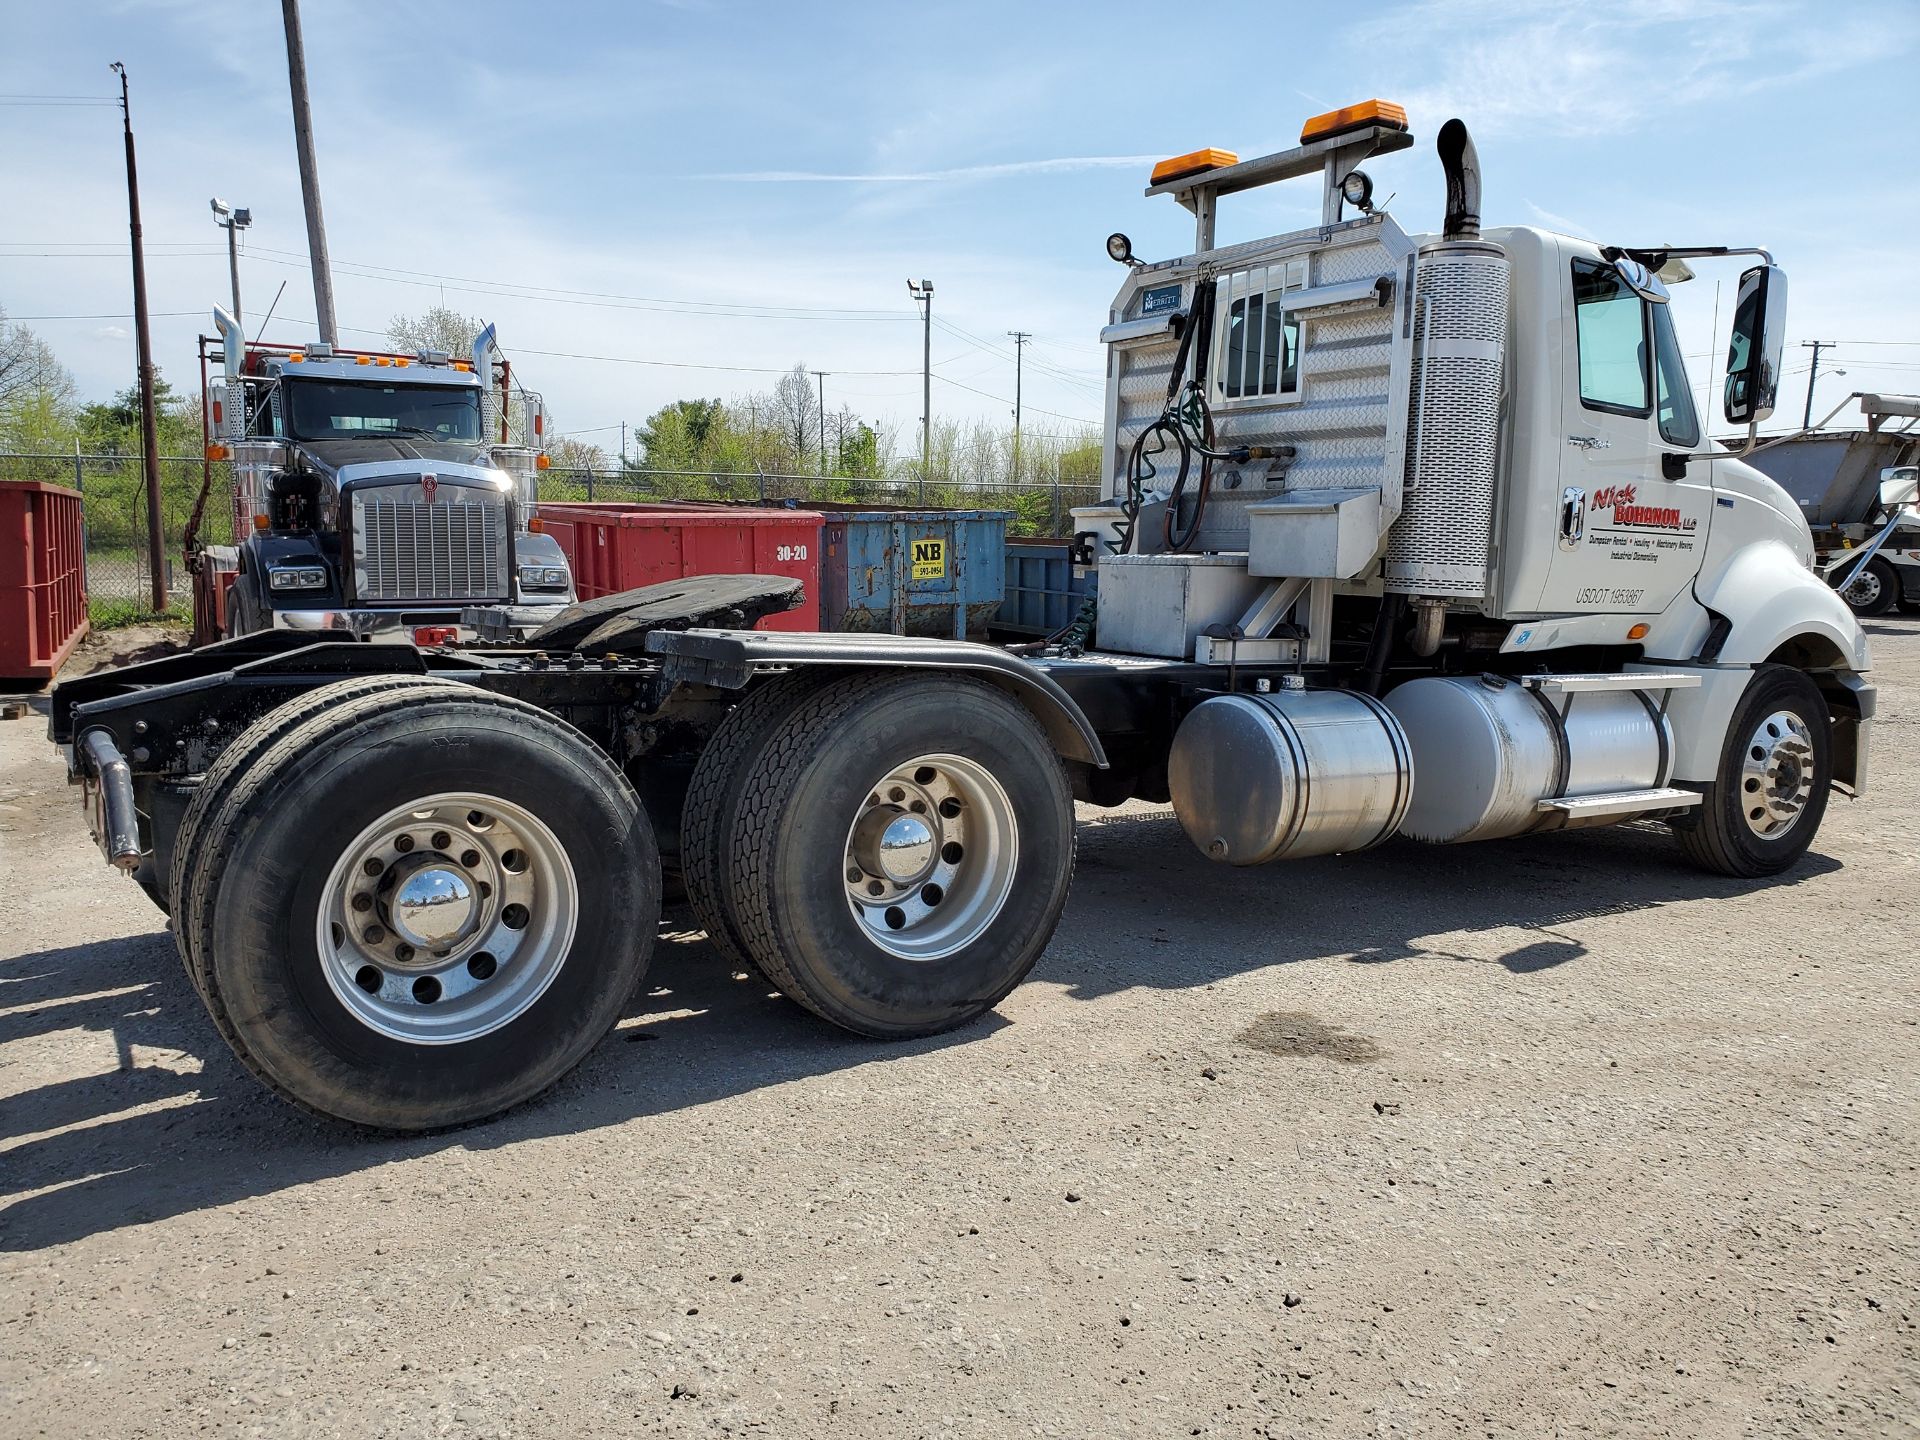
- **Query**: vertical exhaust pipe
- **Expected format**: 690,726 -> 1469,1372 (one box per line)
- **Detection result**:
1437,119 -> 1481,240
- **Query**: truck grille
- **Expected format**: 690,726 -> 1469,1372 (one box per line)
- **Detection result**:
353,486 -> 508,603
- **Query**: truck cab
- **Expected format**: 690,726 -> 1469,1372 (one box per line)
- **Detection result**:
199,313 -> 574,643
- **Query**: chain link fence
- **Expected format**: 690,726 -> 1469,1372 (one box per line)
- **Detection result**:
538,467 -> 1103,537
0,451 -> 235,628
0,452 -> 1104,629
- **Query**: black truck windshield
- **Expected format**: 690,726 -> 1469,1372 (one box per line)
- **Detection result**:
284,380 -> 483,442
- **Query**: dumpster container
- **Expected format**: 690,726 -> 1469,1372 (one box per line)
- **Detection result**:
541,503 -> 824,632
0,479 -> 88,683
996,537 -> 1096,636
814,505 -> 1009,637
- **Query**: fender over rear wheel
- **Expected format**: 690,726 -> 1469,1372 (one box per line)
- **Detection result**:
191,686 -> 659,1130
728,672 -> 1076,1038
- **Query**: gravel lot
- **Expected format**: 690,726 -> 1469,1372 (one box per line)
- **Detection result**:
2,627 -> 1916,1438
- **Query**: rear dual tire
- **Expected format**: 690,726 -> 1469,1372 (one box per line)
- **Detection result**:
184,686 -> 659,1130
720,672 -> 1076,1037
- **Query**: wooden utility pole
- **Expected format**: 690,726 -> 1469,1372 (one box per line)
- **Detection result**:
281,0 -> 338,344
1801,340 -> 1832,430
908,279 -> 934,500
112,62 -> 167,614
1007,330 -> 1030,481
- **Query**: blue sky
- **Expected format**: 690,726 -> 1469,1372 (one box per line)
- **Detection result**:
4,0 -> 1917,455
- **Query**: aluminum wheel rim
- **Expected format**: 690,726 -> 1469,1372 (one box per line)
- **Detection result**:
1739,710 -> 1816,839
1844,568 -> 1883,608
842,753 -> 1018,961
316,791 -> 578,1044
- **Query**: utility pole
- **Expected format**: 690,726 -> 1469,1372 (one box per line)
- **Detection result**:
908,279 -> 934,501
281,0 -> 338,345
1802,340 -> 1833,430
1007,330 -> 1030,481
811,370 -> 829,476
211,198 -> 251,329
112,62 -> 166,615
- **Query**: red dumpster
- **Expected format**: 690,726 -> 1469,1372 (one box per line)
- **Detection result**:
541,503 -> 824,632
0,480 -> 88,683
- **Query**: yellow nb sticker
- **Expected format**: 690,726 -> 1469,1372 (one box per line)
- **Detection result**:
910,537 -> 946,580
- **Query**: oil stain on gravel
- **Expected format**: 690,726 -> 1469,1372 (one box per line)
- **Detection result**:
1238,1010 -> 1384,1064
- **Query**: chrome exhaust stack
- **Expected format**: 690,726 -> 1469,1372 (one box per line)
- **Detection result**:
1437,118 -> 1482,241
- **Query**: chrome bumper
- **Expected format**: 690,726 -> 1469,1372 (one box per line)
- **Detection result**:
271,601 -> 571,644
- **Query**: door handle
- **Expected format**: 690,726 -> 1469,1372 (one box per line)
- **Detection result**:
1560,487 -> 1585,549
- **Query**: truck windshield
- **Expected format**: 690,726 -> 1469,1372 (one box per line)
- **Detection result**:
284,381 -> 483,442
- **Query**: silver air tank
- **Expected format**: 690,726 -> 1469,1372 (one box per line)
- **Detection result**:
1385,119 -> 1508,603
1168,687 -> 1414,864
1383,674 -> 1672,843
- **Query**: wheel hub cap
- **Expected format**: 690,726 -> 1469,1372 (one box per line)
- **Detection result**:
316,792 -> 579,1044
854,810 -> 938,885
1739,710 -> 1816,839
389,863 -> 478,950
841,754 -> 1019,962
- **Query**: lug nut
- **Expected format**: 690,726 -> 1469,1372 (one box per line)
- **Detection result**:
362,857 -> 384,877
394,834 -> 415,853
352,893 -> 373,913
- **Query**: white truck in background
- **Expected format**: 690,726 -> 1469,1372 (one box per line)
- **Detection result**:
55,101 -> 1874,1131
1723,395 -> 1920,616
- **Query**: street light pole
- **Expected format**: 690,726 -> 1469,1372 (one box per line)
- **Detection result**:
908,279 -> 934,502
111,62 -> 167,615
811,370 -> 829,476
211,198 -> 251,330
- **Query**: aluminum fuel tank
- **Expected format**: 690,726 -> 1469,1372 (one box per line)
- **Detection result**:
1168,688 -> 1414,865
1383,674 -> 1669,843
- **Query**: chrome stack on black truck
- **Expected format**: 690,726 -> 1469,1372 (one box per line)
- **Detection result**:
185,310 -> 574,645
54,104 -> 1871,1131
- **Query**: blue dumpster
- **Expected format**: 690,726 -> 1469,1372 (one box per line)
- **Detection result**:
996,538 -> 1096,636
816,506 -> 1009,637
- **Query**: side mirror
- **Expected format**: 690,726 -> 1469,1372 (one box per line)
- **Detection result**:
1879,466 -> 1920,511
1723,263 -> 1788,425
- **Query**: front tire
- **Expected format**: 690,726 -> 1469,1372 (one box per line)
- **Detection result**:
224,573 -> 266,638
728,672 -> 1075,1038
191,687 -> 659,1129
1675,665 -> 1832,878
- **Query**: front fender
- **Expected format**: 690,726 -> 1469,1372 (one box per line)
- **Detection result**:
1694,539 -> 1870,672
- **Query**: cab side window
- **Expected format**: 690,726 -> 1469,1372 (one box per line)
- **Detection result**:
1572,259 -> 1650,416
1651,302 -> 1700,447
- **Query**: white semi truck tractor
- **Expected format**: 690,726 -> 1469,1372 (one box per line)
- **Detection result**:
53,103 -> 1871,1130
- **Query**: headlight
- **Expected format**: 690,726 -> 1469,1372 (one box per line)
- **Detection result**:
268,566 -> 329,591
518,564 -> 568,589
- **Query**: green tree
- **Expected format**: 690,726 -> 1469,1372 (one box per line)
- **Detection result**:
386,305 -> 484,359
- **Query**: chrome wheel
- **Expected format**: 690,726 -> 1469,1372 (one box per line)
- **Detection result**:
842,753 -> 1018,961
1739,710 -> 1816,839
1843,567 -> 1884,610
316,792 -> 578,1043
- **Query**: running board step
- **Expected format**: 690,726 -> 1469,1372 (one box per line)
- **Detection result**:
1536,787 -> 1702,820
1524,671 -> 1701,696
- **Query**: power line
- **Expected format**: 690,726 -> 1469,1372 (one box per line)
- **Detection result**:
933,372 -> 1098,426
242,244 -> 914,321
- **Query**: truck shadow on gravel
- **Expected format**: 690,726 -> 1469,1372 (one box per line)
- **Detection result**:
0,815 -> 1842,1253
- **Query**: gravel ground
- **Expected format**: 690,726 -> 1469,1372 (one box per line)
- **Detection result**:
2,629 -> 1916,1438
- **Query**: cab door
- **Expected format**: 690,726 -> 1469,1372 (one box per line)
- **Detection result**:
1538,252 -> 1713,616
